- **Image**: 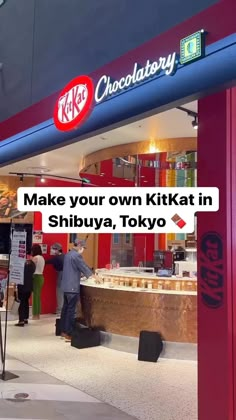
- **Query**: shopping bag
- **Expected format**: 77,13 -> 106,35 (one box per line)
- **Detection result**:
10,299 -> 20,315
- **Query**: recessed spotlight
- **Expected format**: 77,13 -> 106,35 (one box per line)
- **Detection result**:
143,180 -> 148,183
141,175 -> 145,178
40,176 -> 45,183
192,116 -> 198,130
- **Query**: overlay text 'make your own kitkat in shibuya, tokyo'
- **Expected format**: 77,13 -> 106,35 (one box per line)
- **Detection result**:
17,187 -> 219,234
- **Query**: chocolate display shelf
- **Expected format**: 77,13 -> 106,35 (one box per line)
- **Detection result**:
94,269 -> 197,292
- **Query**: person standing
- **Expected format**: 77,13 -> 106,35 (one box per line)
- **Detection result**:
31,244 -> 45,320
45,243 -> 64,314
60,239 -> 93,342
15,257 -> 36,327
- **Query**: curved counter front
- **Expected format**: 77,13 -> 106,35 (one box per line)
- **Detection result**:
79,277 -> 197,344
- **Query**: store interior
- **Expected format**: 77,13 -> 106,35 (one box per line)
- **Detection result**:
0,100 -> 198,334
0,100 -> 198,419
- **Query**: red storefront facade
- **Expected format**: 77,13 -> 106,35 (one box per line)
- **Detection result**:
0,1 -> 236,418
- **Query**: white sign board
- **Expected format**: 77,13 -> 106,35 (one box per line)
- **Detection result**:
41,244 -> 48,254
9,230 -> 26,285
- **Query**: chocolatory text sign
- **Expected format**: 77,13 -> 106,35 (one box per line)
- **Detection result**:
53,30 -> 206,132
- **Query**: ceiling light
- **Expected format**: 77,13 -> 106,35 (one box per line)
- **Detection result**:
176,106 -> 198,130
192,116 -> 198,130
149,141 -> 159,154
40,176 -> 45,183
141,175 -> 145,178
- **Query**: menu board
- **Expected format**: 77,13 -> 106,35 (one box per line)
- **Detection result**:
9,230 -> 26,285
0,176 -> 34,224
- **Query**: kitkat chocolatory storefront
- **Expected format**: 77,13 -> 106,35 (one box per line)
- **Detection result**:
0,1 -> 236,419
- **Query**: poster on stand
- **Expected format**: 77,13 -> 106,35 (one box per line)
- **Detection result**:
9,230 -> 27,285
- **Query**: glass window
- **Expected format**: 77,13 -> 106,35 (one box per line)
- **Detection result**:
113,233 -> 120,244
69,233 -> 77,243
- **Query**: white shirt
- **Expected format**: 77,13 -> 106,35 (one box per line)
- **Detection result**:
33,255 -> 45,275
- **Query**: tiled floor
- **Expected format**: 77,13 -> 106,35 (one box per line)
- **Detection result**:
0,316 -> 197,420
0,357 -> 135,420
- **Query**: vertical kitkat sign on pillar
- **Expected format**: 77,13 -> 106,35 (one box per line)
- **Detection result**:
53,75 -> 94,131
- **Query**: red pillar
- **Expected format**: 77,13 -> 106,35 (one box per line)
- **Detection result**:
133,233 -> 155,266
97,234 -> 111,268
100,159 -> 113,176
158,152 -> 167,250
33,178 -> 75,314
136,164 -> 155,265
198,89 -> 236,420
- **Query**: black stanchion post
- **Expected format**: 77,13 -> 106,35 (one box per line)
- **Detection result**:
0,312 -> 4,364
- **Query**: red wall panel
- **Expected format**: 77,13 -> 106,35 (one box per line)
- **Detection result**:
197,88 -> 236,420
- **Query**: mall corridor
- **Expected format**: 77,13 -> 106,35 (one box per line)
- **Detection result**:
0,317 -> 197,420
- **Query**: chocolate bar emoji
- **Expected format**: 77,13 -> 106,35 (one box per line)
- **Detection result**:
171,213 -> 186,229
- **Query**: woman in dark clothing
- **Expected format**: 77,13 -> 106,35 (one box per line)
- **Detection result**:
45,243 -> 64,314
15,259 -> 36,327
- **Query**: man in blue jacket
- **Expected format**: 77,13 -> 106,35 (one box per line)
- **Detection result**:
60,239 -> 93,341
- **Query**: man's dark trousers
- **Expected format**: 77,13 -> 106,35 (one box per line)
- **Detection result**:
60,293 -> 79,335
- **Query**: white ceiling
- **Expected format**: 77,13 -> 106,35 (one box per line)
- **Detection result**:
0,101 -> 197,178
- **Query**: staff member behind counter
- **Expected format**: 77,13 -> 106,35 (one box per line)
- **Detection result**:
45,243 -> 64,315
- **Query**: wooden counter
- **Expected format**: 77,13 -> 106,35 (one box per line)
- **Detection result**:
79,278 -> 197,343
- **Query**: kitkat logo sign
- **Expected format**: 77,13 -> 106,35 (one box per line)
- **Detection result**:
53,75 -> 94,131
